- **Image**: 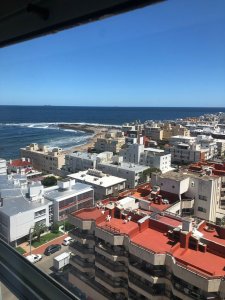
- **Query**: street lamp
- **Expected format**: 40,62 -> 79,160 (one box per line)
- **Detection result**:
29,226 -> 34,255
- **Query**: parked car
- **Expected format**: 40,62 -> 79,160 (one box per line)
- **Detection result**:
44,244 -> 61,256
26,254 -> 42,263
62,237 -> 72,246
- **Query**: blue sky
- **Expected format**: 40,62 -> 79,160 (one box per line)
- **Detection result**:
0,0 -> 225,107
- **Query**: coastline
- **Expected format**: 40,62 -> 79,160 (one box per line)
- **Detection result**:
59,123 -> 118,154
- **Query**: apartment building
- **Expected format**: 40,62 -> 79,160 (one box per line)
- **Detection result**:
165,135 -> 217,164
98,158 -> 149,189
0,175 -> 52,245
161,123 -> 190,140
120,144 -> 172,173
44,178 -> 94,222
189,162 -> 225,211
20,143 -> 65,174
94,131 -> 125,154
62,151 -> 113,175
68,197 -> 225,300
151,170 -> 222,223
68,169 -> 126,200
144,126 -> 163,141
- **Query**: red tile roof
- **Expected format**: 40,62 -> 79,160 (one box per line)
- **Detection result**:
9,159 -> 32,167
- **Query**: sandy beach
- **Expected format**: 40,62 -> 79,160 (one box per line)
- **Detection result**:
59,123 -> 119,154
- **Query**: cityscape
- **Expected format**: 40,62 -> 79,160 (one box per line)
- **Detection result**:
1,112 -> 225,299
1,0 -> 225,299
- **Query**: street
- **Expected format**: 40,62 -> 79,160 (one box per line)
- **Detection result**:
35,244 -> 70,274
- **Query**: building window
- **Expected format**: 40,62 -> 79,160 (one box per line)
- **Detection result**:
198,207 -> 206,213
34,209 -> 46,218
199,195 -> 207,201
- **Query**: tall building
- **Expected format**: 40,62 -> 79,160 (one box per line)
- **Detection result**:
120,144 -> 172,173
94,131 -> 125,154
20,143 -> 65,175
68,196 -> 225,300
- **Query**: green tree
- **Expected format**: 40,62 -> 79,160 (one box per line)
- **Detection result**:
51,223 -> 59,234
33,223 -> 47,242
41,176 -> 57,187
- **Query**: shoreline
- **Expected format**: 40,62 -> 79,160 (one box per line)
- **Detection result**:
59,123 -> 117,154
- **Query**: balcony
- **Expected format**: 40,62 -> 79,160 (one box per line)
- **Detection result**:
95,269 -> 128,295
95,256 -> 127,277
69,228 -> 95,246
69,242 -> 95,259
69,267 -> 111,300
95,242 -> 128,262
128,261 -> 165,284
70,256 -> 94,273
128,274 -> 164,300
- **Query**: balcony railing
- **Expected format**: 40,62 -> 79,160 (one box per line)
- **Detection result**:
129,274 -> 164,296
96,242 -> 127,257
95,269 -> 127,289
95,256 -> 127,273
70,228 -> 95,240
70,242 -> 94,254
129,261 -> 165,277
70,256 -> 94,269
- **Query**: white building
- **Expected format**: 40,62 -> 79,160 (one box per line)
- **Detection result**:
165,135 -> 217,164
62,151 -> 113,175
151,171 -> 221,222
0,175 -> 52,245
68,169 -> 126,200
44,178 -> 94,222
120,144 -> 172,173
98,158 -> 149,189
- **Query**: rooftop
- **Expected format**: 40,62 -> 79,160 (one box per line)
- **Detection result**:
173,247 -> 225,277
68,171 -> 126,188
72,207 -> 103,220
98,217 -> 138,235
8,159 -> 32,167
100,161 -> 149,173
44,182 -> 93,201
66,152 -> 98,160
131,227 -> 173,253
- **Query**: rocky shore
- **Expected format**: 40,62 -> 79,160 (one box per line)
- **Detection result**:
59,123 -> 120,154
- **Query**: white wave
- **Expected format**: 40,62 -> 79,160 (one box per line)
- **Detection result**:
46,134 -> 92,149
1,121 -> 121,128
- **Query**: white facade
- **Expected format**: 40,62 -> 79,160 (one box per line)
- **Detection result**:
44,179 -> 94,222
0,176 -> 52,244
68,169 -> 126,200
97,161 -> 149,189
151,171 -> 221,222
165,135 -> 217,164
120,144 -> 172,173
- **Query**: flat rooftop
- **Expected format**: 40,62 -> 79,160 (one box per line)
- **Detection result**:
44,182 -> 92,201
72,207 -> 103,220
158,171 -> 218,182
173,247 -> 225,277
69,171 -> 126,188
66,152 -> 98,160
98,217 -> 138,235
100,162 -> 149,173
199,227 -> 225,247
0,194 -> 51,216
131,227 -> 173,253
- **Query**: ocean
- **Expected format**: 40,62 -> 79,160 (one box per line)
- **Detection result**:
0,105 -> 225,160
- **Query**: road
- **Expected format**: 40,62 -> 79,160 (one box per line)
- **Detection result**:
35,244 -> 70,274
